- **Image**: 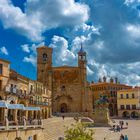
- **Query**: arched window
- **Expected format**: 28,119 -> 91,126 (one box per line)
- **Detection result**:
61,85 -> 65,91
42,53 -> 47,62
30,96 -> 33,104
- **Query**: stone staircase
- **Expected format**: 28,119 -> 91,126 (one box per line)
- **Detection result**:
43,117 -> 75,140
54,112 -> 83,117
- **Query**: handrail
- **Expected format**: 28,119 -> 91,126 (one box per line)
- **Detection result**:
0,117 -> 43,131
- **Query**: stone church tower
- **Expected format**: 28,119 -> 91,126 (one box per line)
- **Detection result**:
37,46 -> 53,90
37,45 -> 93,113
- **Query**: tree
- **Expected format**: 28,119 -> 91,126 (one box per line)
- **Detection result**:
64,123 -> 94,140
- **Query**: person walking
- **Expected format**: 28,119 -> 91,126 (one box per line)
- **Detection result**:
122,121 -> 124,128
126,122 -> 128,127
62,115 -> 65,120
124,135 -> 128,140
120,134 -> 124,140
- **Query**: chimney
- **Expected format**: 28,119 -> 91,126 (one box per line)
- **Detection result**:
110,77 -> 114,83
103,76 -> 106,82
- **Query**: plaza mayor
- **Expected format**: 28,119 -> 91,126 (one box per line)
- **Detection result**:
0,0 -> 140,140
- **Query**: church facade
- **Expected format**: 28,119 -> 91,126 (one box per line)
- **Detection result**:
37,46 -> 93,113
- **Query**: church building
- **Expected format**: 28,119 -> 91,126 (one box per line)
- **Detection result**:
36,45 -> 93,113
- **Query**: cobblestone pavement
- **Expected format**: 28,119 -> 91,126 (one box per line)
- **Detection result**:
43,117 -> 140,140
97,119 -> 140,140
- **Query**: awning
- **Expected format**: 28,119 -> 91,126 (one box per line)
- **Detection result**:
0,101 -> 7,108
0,102 -> 41,111
24,107 -> 41,111
7,104 -> 24,110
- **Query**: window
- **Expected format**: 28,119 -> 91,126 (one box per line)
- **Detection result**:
37,96 -> 39,104
30,85 -> 33,93
132,105 -> 136,109
0,64 -> 3,75
132,93 -> 135,98
30,96 -> 33,104
110,91 -> 113,97
120,94 -> 123,99
24,90 -> 26,96
42,53 -> 47,62
126,105 -> 130,110
126,94 -> 129,99
61,85 -> 65,91
120,105 -> 125,110
10,84 -> 13,92
113,91 -> 116,97
20,89 -> 23,94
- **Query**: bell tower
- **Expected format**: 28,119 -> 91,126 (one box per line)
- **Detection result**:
78,44 -> 87,79
36,46 -> 53,89
78,44 -> 87,111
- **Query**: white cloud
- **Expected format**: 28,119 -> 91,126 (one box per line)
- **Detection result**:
21,44 -> 30,53
126,24 -> 140,39
23,55 -> 36,66
49,35 -> 76,66
0,0 -> 44,41
22,42 -> 45,66
0,46 -> 9,55
0,0 -> 89,41
124,0 -> 140,5
87,66 -> 94,76
26,0 -> 89,28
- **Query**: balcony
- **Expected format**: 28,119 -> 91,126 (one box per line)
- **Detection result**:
5,86 -> 17,94
29,100 -> 49,106
5,86 -> 31,99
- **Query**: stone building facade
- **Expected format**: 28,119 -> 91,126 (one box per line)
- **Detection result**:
0,58 -> 52,140
37,46 -> 93,113
90,77 -> 132,116
117,87 -> 140,118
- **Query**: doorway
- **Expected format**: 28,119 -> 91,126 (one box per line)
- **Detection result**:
60,103 -> 68,113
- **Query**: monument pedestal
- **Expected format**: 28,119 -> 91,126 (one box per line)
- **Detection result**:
94,107 -> 111,127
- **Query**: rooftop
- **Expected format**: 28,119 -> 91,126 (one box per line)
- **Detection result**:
0,58 -> 10,64
90,82 -> 132,87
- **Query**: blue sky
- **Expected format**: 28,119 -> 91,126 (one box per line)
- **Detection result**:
0,0 -> 140,85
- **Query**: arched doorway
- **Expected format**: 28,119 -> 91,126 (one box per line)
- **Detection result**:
42,110 -> 45,119
122,111 -> 130,118
131,111 -> 139,118
60,103 -> 68,113
34,111 -> 37,119
0,108 -> 4,122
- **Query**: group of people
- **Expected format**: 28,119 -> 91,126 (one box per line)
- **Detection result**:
111,121 -> 129,140
112,121 -> 128,132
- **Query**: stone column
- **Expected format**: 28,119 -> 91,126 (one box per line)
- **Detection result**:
4,108 -> 8,122
14,110 -> 18,123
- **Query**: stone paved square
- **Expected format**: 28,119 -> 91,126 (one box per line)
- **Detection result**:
43,117 -> 140,140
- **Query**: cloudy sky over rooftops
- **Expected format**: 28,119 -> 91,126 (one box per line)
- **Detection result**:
0,0 -> 140,85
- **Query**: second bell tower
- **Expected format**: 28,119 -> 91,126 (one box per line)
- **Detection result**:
36,46 -> 53,89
